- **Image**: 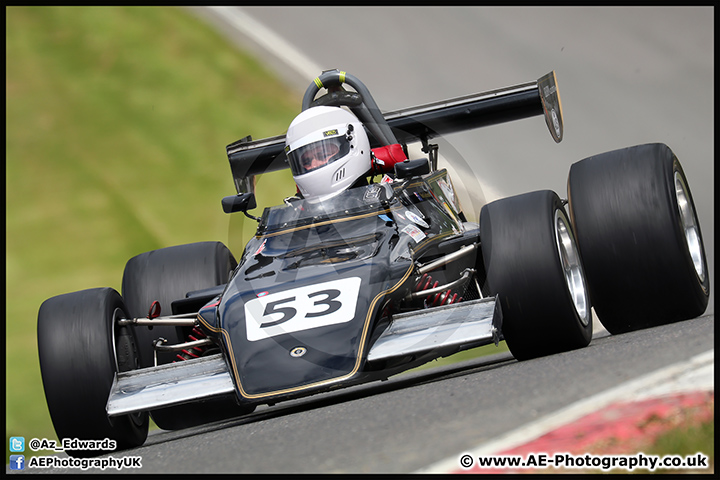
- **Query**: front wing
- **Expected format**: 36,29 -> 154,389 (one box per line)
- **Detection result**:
106,296 -> 502,416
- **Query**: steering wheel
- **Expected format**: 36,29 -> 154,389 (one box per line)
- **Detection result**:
301,70 -> 398,147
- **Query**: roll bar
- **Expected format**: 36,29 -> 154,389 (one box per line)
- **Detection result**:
226,71 -> 563,194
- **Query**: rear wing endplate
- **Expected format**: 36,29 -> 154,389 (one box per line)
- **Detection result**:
227,71 -> 563,194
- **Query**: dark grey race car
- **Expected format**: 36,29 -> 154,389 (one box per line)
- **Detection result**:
37,69 -> 709,455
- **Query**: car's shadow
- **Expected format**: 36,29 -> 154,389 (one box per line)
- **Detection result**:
141,351 -> 517,447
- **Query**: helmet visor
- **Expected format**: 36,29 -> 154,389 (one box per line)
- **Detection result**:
288,136 -> 351,176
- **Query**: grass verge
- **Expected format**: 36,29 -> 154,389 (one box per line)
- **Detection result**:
6,5 -> 298,462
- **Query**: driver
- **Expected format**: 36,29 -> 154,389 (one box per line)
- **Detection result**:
285,106 -> 407,202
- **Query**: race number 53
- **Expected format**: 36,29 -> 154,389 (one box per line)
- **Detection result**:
245,277 -> 362,341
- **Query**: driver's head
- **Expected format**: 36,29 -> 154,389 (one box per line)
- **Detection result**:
285,106 -> 370,202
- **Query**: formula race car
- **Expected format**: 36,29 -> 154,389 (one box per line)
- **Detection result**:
38,70 -> 709,455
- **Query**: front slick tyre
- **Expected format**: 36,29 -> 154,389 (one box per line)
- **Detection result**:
122,241 -> 237,369
568,143 -> 709,334
480,190 -> 592,361
38,288 -> 149,457
121,241 -> 252,430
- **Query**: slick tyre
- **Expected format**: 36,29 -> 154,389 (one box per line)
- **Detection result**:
38,288 -> 149,456
122,241 -> 237,368
567,143 -> 709,334
480,190 -> 592,360
121,241 -> 253,430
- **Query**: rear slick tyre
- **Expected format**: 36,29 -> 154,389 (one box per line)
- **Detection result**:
480,190 -> 592,361
567,143 -> 709,334
38,288 -> 149,456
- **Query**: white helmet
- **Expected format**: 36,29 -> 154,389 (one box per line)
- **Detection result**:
285,106 -> 371,202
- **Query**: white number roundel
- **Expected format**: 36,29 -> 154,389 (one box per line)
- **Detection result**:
244,277 -> 362,341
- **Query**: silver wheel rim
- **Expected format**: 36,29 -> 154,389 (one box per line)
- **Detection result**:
555,209 -> 590,326
674,171 -> 706,284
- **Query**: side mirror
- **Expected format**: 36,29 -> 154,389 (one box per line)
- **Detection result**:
395,158 -> 430,179
222,193 -> 257,214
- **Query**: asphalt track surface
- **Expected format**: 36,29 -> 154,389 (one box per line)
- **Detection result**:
16,7 -> 714,474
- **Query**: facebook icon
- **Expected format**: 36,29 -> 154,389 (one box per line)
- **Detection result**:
10,455 -> 25,470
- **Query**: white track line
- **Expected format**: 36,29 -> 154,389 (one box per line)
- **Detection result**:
416,349 -> 714,473
207,7 -> 321,83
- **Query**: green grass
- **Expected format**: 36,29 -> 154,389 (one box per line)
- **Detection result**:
646,416 -> 714,473
649,416 -> 714,457
401,342 -> 510,376
590,417 -> 715,474
6,5 -> 298,459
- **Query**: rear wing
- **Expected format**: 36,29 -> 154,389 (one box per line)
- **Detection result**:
227,71 -> 563,194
